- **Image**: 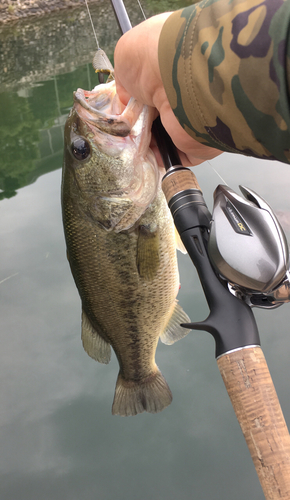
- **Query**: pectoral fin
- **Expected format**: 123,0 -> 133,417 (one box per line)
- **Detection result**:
160,301 -> 191,345
137,225 -> 160,281
81,309 -> 111,364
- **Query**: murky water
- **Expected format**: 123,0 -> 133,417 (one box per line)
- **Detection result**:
1,2 -> 290,499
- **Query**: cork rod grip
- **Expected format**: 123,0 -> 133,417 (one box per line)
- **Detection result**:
217,346 -> 290,499
162,168 -> 201,204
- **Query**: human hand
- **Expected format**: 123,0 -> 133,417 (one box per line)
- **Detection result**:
114,13 -> 222,167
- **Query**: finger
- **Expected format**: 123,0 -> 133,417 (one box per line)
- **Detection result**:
115,81 -> 131,106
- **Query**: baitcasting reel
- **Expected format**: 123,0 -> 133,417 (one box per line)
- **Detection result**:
208,185 -> 290,309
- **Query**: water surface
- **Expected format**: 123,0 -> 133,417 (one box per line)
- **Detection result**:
1,2 -> 290,499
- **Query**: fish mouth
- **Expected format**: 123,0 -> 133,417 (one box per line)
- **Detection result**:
72,81 -> 160,212
73,81 -> 144,137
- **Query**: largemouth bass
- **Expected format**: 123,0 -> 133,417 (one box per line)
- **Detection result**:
61,79 -> 191,416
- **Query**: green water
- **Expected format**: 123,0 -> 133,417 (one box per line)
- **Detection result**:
1,2 -> 290,499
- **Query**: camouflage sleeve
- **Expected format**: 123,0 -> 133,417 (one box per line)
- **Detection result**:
158,0 -> 290,163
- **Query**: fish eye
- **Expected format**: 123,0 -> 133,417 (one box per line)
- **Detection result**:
71,137 -> 91,161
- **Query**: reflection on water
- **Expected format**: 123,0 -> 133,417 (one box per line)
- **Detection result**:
1,2 -> 290,500
0,65 -> 97,198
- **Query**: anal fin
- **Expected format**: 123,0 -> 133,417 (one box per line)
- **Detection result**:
160,301 -> 191,345
81,309 -> 111,364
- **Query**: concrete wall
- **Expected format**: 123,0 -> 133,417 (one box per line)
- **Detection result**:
0,0 -> 145,91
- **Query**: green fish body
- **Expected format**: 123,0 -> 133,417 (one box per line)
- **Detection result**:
62,81 -> 190,416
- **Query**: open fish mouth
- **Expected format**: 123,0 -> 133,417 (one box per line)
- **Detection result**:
74,80 -> 145,137
70,80 -> 160,214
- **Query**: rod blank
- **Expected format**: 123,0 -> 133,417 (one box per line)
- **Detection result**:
110,0 -> 132,34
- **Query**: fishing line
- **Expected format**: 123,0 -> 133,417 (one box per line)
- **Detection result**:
206,160 -> 228,185
84,0 -> 100,50
136,0 -> 147,20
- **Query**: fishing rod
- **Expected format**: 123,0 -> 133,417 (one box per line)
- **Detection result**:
109,1 -> 290,497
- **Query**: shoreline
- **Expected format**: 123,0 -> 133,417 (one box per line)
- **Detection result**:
0,0 -> 100,24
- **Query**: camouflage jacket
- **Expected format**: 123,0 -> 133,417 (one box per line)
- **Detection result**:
158,0 -> 290,163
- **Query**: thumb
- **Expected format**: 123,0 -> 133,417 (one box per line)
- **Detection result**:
115,79 -> 131,106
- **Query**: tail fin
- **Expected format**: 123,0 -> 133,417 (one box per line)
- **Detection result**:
112,369 -> 172,416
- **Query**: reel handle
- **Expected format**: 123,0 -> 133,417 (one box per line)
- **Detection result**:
218,346 -> 290,498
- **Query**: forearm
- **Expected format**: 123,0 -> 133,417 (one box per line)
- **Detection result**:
158,0 -> 290,163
